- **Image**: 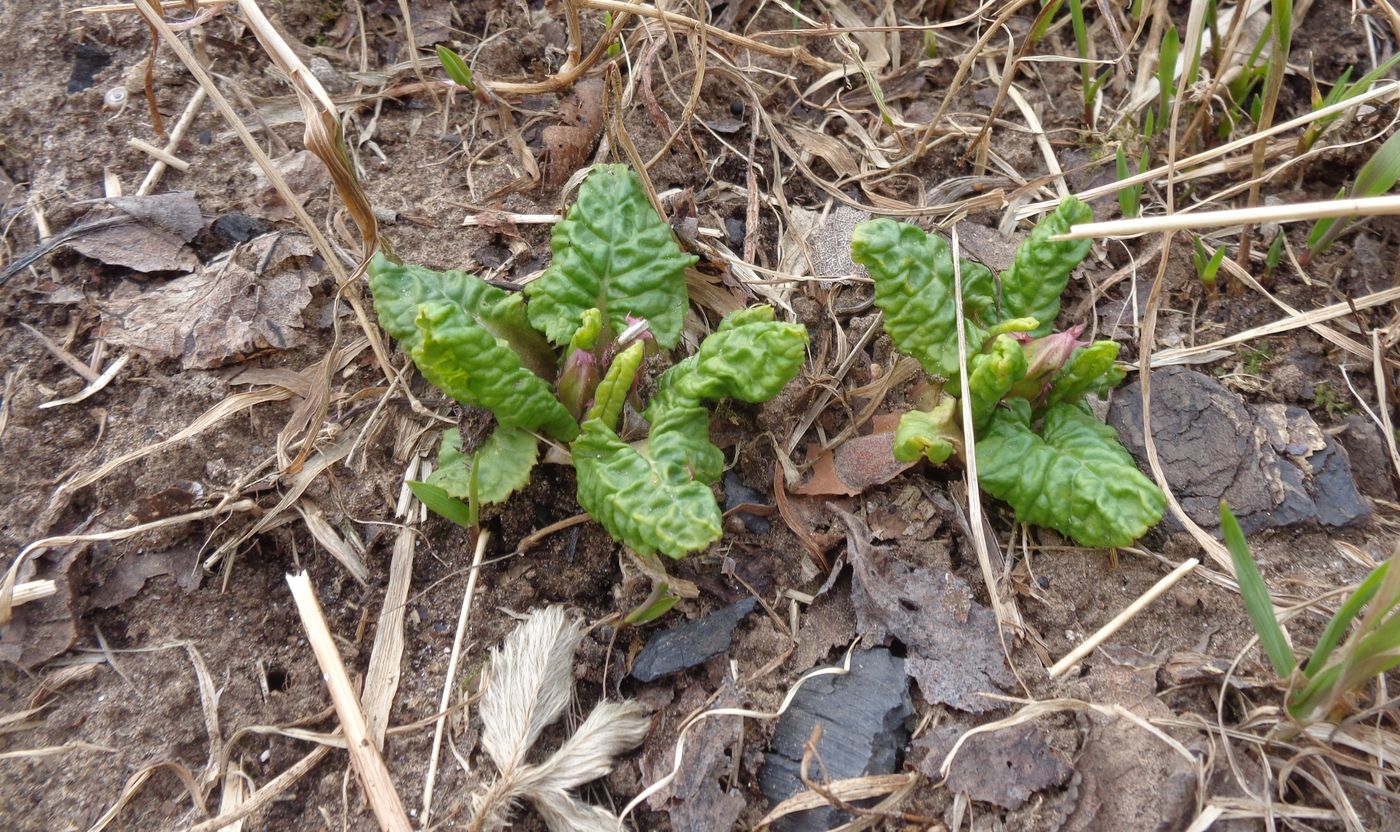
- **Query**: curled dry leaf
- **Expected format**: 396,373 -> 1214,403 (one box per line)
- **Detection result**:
98,233 -> 323,369
543,78 -> 604,185
246,150 -> 331,221
67,191 -> 204,274
794,414 -> 913,497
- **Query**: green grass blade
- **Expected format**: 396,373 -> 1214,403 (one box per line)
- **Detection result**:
1221,501 -> 1296,676
435,45 -> 476,91
1310,130 -> 1400,255
1301,560 -> 1390,678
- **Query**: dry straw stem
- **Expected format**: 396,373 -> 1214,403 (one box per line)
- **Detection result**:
0,500 -> 255,626
136,86 -> 206,194
421,529 -> 490,826
361,525 -> 416,746
1015,81 -> 1400,221
10,580 -> 56,607
285,571 -> 411,832
1058,194 -> 1400,240
1048,558 -> 1200,677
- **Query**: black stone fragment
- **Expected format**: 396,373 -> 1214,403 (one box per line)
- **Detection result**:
68,43 -> 111,93
631,598 -> 757,682
759,648 -> 913,831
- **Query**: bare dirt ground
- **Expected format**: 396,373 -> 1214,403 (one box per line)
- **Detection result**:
1,0 -> 1398,830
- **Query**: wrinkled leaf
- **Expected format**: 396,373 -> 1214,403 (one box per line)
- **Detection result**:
587,341 -> 644,429
571,420 -> 722,558
893,399 -> 961,464
368,252 -> 556,377
850,219 -> 991,377
1046,341 -> 1125,407
651,308 -> 807,409
426,427 -> 538,506
648,403 -> 725,485
976,400 -> 1165,548
1000,198 -> 1093,336
412,302 -> 579,441
526,165 -> 697,348
962,334 -> 1027,431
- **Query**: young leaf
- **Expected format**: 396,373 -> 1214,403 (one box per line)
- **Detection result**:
587,341 -> 644,429
1220,501 -> 1297,677
571,419 -> 722,558
976,400 -> 1166,548
1044,341 -> 1125,407
407,480 -> 476,528
651,309 -> 808,408
893,398 -> 962,464
962,334 -> 1028,431
412,302 -> 580,441
368,252 -> 555,377
426,428 -> 538,505
850,218 -> 991,378
525,165 -> 698,349
1000,198 -> 1094,336
647,403 -> 725,484
435,45 -> 476,91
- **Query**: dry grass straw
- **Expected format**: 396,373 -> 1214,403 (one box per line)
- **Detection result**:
286,571 -> 411,832
361,524 -> 416,746
1059,194 -> 1400,239
421,529 -> 490,826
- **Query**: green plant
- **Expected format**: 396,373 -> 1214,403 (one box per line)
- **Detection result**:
1116,143 -> 1148,218
435,45 -> 477,93
1222,501 -> 1400,723
1153,25 -> 1180,137
1240,341 -> 1274,376
1307,128 -> 1400,259
1067,0 -> 1110,125
1191,235 -> 1226,287
371,165 -> 807,563
1298,54 -> 1400,153
849,199 -> 1166,548
1310,382 -> 1353,419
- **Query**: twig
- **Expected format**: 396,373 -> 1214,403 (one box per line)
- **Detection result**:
285,572 -> 411,832
421,529 -> 490,826
128,137 -> 190,172
1048,557 -> 1199,677
38,353 -> 131,410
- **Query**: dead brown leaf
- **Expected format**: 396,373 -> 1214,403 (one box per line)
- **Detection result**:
918,723 -> 1070,809
832,506 -> 1012,712
247,150 -> 332,221
98,232 -> 323,369
543,78 -> 605,185
794,415 -> 913,497
89,547 -> 200,610
639,679 -> 745,832
67,192 -> 204,274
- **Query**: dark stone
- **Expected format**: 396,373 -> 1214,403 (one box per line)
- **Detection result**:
1107,368 -> 1370,534
194,213 -> 268,259
631,598 -> 756,682
1338,413 -> 1399,502
68,43 -> 111,93
722,470 -> 769,534
759,648 -> 913,831
724,217 -> 745,249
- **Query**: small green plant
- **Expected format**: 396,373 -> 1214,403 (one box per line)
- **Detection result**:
1310,382 -> 1353,419
1298,54 -> 1400,153
1153,25 -> 1180,137
1222,501 -> 1400,723
372,165 -> 807,565
435,45 -> 477,93
849,199 -> 1166,548
1191,235 -> 1227,287
1307,128 -> 1400,259
1116,143 -> 1148,218
1067,0 -> 1110,125
1240,342 -> 1274,376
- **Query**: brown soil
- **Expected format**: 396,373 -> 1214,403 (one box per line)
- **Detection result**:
1,1 -> 1397,830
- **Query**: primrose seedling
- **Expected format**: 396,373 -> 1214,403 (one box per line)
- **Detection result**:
849,198 -> 1166,549
370,165 -> 807,600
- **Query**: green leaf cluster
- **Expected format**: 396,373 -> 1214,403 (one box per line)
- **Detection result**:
371,165 -> 806,559
851,197 -> 1165,548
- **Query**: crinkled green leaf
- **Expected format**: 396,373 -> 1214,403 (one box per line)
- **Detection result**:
1000,198 -> 1094,336
1045,341 -> 1125,408
958,259 -> 997,323
412,302 -> 579,441
425,427 -> 537,505
587,341 -> 644,429
963,334 -> 1028,432
988,317 -> 1039,337
976,400 -> 1165,548
571,419 -> 722,558
894,398 -> 962,464
651,308 -> 807,410
648,403 -> 725,484
368,252 -> 554,377
716,304 -> 776,331
569,307 -> 604,351
850,219 -> 990,377
407,481 -> 475,528
525,165 -> 698,349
